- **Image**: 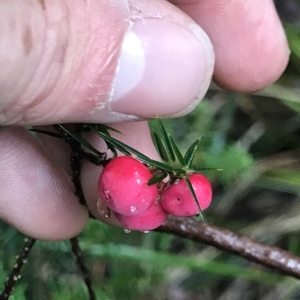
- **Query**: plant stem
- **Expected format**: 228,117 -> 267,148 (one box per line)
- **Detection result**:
70,237 -> 96,300
0,238 -> 36,300
158,217 -> 300,279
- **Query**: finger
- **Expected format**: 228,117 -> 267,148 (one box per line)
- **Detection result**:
1,0 -> 214,125
37,125 -> 121,227
169,0 -> 290,92
0,127 -> 88,240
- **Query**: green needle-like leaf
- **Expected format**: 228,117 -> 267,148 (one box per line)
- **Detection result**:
184,138 -> 200,168
94,123 -> 122,134
184,177 -> 204,220
93,126 -> 119,157
106,141 -> 119,158
152,132 -> 169,162
29,128 -> 62,139
58,125 -> 104,157
89,125 -> 174,172
147,172 -> 168,186
169,134 -> 185,166
89,126 -> 132,156
158,120 -> 176,162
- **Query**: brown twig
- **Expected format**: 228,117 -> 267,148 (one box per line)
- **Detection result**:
53,124 -> 103,205
158,217 -> 300,279
53,124 -> 87,204
70,237 -> 96,300
0,238 -> 36,300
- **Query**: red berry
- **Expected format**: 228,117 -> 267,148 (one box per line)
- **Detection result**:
114,202 -> 168,231
98,156 -> 158,216
161,173 -> 212,217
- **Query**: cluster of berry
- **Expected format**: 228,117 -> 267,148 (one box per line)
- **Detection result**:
98,156 -> 212,231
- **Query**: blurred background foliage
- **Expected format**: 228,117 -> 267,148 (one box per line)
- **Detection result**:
2,0 -> 300,299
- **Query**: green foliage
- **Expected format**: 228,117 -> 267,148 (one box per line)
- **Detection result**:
201,145 -> 254,185
83,242 -> 281,285
260,168 -> 300,194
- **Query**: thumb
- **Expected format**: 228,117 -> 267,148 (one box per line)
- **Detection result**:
0,0 -> 214,126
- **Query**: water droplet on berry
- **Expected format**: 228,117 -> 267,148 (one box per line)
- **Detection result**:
97,198 -> 111,217
124,229 -> 131,234
96,198 -> 106,213
142,230 -> 150,234
130,206 -> 138,213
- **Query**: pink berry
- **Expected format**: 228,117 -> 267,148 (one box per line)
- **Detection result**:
98,156 -> 158,216
161,173 -> 212,217
114,202 -> 168,231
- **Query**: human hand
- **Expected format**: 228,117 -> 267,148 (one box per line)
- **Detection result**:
0,0 -> 289,240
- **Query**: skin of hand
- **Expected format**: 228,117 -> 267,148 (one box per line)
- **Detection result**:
0,0 -> 290,240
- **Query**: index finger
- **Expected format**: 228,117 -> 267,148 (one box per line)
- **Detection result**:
169,0 -> 290,92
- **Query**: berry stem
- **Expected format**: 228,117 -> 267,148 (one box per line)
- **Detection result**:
70,237 -> 96,300
0,238 -> 36,300
53,125 -> 89,205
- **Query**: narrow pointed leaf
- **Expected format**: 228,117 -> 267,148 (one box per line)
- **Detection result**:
147,172 -> 168,186
184,139 -> 200,168
89,126 -> 132,156
158,120 -> 176,162
173,168 -> 187,176
144,159 -> 173,173
106,141 -> 119,158
152,132 -> 169,162
93,124 -> 111,136
184,177 -> 204,220
29,128 -> 62,139
92,125 -> 118,157
94,124 -> 122,134
169,134 -> 185,166
89,125 -> 174,172
58,125 -> 104,157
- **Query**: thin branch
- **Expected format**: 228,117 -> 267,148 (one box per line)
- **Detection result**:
0,238 -> 36,300
53,124 -> 87,204
70,237 -> 96,300
53,125 -> 103,205
158,217 -> 300,279
56,125 -> 96,299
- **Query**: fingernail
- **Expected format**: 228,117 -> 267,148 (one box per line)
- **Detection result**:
107,19 -> 214,118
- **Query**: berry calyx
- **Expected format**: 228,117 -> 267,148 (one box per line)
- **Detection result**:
98,156 -> 158,216
161,173 -> 212,217
114,202 -> 168,231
